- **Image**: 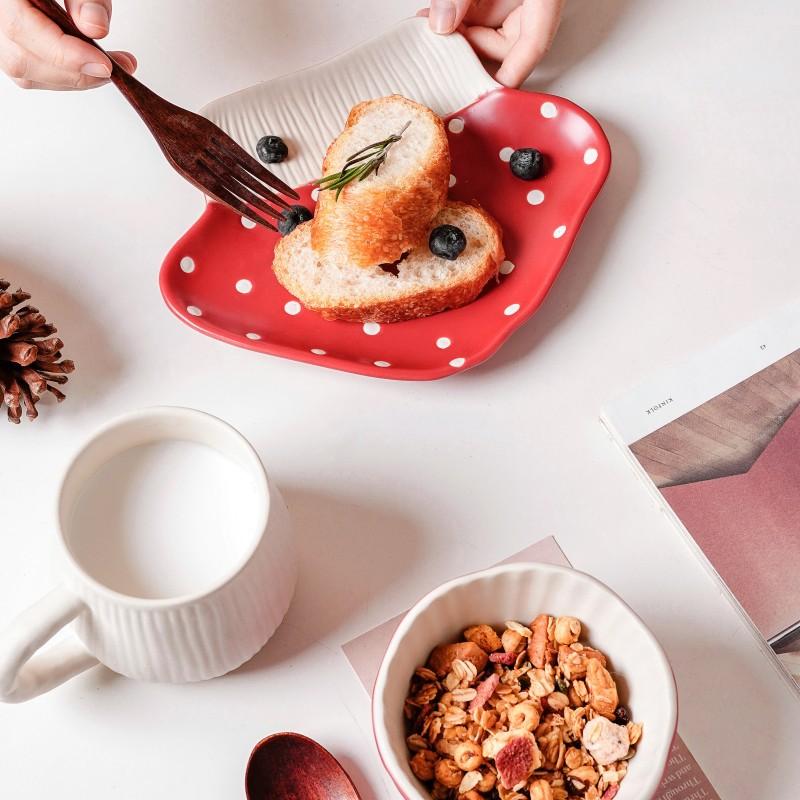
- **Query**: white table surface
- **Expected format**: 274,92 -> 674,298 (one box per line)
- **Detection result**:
1,0 -> 798,796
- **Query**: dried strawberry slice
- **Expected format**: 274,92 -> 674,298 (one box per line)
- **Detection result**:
495,736 -> 535,789
489,651 -> 517,665
468,673 -> 499,711
602,785 -> 620,799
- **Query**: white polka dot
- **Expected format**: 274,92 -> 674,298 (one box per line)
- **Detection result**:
284,301 -> 301,315
310,348 -> 326,356
187,306 -> 202,317
311,187 -> 320,201
553,225 -> 567,239
449,357 -> 466,368
584,148 -> 599,165
449,174 -> 456,188
374,361 -> 391,368
363,322 -> 381,336
448,118 -> 465,133
499,147 -> 514,162
241,217 -> 257,229
437,337 -> 452,349
180,256 -> 195,273
236,279 -> 253,294
499,260 -> 515,275
526,190 -> 545,206
504,304 -> 520,316
246,332 -> 261,340
540,102 -> 558,118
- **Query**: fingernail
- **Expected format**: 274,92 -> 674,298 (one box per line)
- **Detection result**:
429,0 -> 456,34
80,62 -> 111,78
79,2 -> 110,34
114,52 -> 137,73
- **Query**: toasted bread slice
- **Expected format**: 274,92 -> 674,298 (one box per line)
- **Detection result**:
273,201 -> 504,323
310,95 -> 450,269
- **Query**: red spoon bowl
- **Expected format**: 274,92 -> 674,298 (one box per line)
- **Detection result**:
244,732 -> 363,800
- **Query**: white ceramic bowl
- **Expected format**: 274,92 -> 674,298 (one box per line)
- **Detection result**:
372,562 -> 677,800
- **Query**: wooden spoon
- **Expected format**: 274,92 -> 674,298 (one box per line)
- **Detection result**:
244,732 -> 364,800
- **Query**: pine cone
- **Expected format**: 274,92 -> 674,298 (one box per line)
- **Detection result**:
0,279 -> 75,423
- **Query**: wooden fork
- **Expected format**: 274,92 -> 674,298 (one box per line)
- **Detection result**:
29,0 -> 299,230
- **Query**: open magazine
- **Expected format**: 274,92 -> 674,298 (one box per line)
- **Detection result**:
601,296 -> 800,696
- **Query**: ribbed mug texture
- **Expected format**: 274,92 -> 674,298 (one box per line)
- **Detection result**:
65,477 -> 295,683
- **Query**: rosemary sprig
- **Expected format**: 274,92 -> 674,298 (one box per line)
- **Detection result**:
314,121 -> 412,200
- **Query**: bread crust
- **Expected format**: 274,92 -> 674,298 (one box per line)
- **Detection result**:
310,95 -> 450,269
273,201 -> 504,324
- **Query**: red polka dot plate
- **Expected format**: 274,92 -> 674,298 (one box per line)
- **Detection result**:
159,18 -> 610,381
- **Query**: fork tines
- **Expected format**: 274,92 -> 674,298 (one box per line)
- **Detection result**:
204,132 -> 300,231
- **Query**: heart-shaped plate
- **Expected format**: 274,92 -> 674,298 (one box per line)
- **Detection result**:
159,18 -> 610,380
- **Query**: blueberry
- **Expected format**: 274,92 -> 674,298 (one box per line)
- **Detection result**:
429,225 -> 467,260
509,147 -> 544,180
256,135 -> 289,164
277,204 -> 313,236
614,705 -> 629,725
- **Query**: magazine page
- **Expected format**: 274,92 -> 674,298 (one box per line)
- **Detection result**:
342,537 -> 721,800
601,296 -> 800,692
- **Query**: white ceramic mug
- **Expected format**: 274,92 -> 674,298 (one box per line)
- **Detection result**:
0,406 -> 296,703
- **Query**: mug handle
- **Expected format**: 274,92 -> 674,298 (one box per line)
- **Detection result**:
0,584 -> 99,703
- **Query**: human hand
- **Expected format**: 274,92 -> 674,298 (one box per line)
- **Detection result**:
0,0 -> 136,90
421,0 -> 564,88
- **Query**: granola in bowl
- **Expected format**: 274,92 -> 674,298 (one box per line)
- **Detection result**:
403,616 -> 642,800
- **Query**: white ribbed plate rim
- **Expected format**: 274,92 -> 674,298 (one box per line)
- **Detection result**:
200,17 -> 500,189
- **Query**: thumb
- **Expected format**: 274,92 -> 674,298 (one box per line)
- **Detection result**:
428,0 -> 473,34
65,0 -> 112,40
